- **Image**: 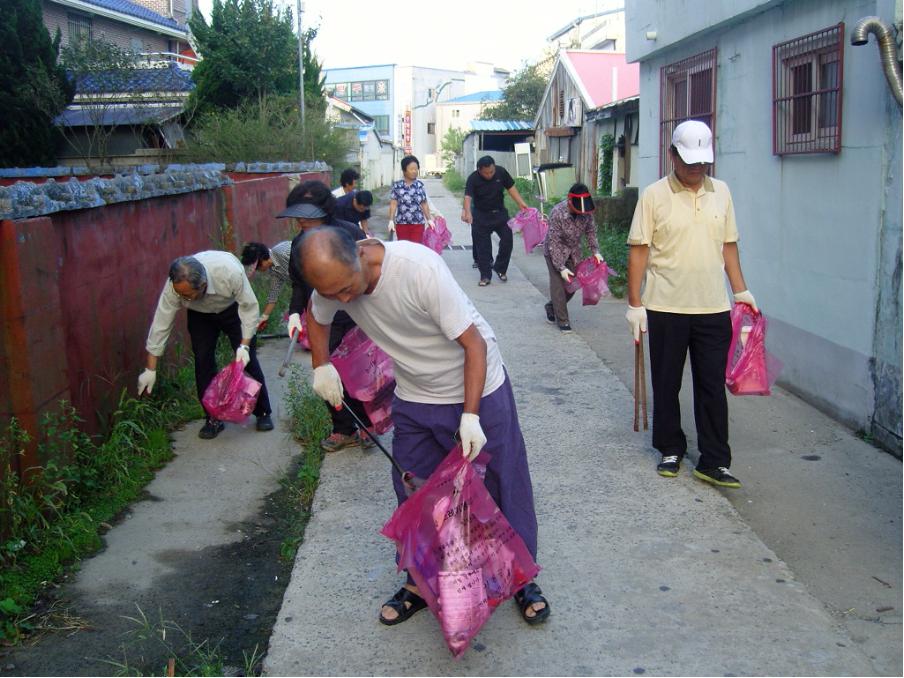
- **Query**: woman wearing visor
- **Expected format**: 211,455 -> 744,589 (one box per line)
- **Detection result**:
542,183 -> 603,333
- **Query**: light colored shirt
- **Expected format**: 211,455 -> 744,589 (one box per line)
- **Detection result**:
627,173 -> 739,314
311,241 -> 505,404
543,200 -> 600,271
331,186 -> 345,197
390,179 -> 428,224
264,240 -> 292,305
145,250 -> 260,356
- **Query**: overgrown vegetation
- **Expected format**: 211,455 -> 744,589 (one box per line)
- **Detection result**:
439,127 -> 467,171
442,168 -> 466,195
598,134 -> 616,197
183,94 -> 354,167
0,361 -> 200,643
479,62 -> 547,122
0,0 -> 74,167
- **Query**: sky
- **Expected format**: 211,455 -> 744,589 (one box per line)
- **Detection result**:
198,0 -> 622,73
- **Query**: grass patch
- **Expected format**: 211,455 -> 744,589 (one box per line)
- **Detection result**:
0,356 -> 200,644
442,168 -> 465,197
595,226 -> 629,299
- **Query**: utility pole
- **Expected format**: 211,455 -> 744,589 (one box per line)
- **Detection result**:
296,0 -> 305,127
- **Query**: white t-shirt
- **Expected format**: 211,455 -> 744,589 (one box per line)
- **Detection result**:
311,241 -> 505,404
331,186 -> 345,197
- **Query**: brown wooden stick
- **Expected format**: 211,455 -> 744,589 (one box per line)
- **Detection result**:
633,341 -> 641,431
166,658 -> 175,677
639,339 -> 649,430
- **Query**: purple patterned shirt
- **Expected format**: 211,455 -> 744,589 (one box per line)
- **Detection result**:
543,200 -> 600,271
390,179 -> 428,224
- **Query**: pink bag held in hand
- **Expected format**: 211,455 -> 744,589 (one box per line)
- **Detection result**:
519,211 -> 549,254
201,361 -> 261,422
423,215 -> 452,255
507,207 -> 539,233
330,326 -> 396,433
725,302 -> 782,396
575,256 -> 615,306
381,447 -> 540,658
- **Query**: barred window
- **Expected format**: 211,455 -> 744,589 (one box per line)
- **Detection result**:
67,12 -> 92,44
773,23 -> 844,155
659,47 -> 717,177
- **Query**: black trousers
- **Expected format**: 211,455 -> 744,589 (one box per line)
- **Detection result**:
473,210 -> 512,279
188,303 -> 271,419
647,310 -> 732,469
328,321 -> 372,436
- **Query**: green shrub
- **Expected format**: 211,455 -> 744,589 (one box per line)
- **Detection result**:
442,168 -> 465,194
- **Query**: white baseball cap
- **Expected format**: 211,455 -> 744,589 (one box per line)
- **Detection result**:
672,120 -> 714,164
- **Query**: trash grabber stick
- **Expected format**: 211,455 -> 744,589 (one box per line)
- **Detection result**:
639,339 -> 649,431
633,341 -> 641,432
277,334 -> 297,377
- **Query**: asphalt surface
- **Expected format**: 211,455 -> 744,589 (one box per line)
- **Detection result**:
263,178 -> 901,676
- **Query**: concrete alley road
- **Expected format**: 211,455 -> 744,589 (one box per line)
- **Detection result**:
263,178 -> 894,676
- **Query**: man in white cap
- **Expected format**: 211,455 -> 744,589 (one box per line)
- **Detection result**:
625,120 -> 757,488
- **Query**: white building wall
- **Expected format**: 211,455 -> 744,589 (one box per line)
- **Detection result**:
629,0 -> 902,436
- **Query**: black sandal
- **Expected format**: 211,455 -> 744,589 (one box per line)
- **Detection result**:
478,278 -> 491,287
514,582 -> 550,625
495,271 -> 508,282
379,587 -> 427,626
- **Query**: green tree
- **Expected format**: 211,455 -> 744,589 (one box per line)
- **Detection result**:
440,127 -> 467,169
189,0 -> 320,116
0,0 -> 74,167
479,63 -> 547,122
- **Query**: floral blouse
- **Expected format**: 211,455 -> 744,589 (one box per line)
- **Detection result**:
390,179 -> 428,224
543,200 -> 600,271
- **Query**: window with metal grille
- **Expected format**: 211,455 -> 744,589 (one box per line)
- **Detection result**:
659,47 -> 717,177
773,23 -> 844,155
67,12 -> 92,44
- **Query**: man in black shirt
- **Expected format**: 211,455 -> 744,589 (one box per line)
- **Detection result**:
334,190 -> 373,235
462,155 -> 529,286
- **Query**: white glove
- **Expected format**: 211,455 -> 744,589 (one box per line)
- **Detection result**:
137,368 -> 156,396
426,219 -> 435,230
235,344 -> 250,366
313,363 -> 343,408
625,305 -> 648,343
287,312 -> 303,340
560,268 -> 575,283
387,220 -> 396,232
733,290 -> 759,314
458,413 -> 487,462
257,314 -> 269,332
594,252 -> 604,265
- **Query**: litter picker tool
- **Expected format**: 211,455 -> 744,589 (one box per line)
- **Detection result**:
277,333 -> 298,377
633,339 -> 648,432
341,399 -> 423,494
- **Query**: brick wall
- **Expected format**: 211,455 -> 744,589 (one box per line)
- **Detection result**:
0,170 -> 329,473
42,0 -> 172,51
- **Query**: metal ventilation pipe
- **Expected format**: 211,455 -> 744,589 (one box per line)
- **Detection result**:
850,16 -> 903,107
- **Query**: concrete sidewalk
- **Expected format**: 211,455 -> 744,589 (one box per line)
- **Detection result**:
263,180 -> 884,676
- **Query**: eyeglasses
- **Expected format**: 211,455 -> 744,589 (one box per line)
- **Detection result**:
176,284 -> 206,301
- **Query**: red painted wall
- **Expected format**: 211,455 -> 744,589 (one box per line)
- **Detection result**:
0,170 -> 330,472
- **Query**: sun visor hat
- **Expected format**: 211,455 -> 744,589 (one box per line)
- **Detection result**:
672,120 -> 714,164
276,202 -> 327,219
568,191 -> 595,214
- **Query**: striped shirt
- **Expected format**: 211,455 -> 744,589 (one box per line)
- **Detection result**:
265,240 -> 292,304
145,250 -> 259,356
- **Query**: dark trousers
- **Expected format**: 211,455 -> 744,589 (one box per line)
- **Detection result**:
188,304 -> 271,419
545,254 -> 576,324
328,322 -> 372,436
647,310 -> 732,469
473,210 -> 512,279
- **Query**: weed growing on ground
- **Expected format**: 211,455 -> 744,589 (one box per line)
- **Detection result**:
594,226 -> 629,298
442,168 -> 465,196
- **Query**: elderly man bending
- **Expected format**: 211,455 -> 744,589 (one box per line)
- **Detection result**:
298,227 -> 550,627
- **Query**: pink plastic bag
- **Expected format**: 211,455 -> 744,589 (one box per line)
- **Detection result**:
725,303 -> 782,396
520,212 -> 549,254
576,257 -> 614,306
423,215 -> 452,255
381,447 -> 540,658
362,381 -> 394,434
201,361 -> 261,422
283,311 -> 310,349
330,326 -> 396,433
507,207 -> 540,233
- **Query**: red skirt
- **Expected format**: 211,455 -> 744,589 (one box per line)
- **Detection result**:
395,223 -> 425,243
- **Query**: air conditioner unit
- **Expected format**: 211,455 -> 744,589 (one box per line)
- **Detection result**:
514,142 -> 532,179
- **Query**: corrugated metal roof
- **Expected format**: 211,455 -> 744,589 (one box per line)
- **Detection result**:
445,90 -> 503,104
468,120 -> 534,132
78,0 -> 185,30
55,104 -> 184,127
72,62 -> 195,95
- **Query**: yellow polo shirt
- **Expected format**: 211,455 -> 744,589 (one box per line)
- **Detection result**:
627,173 -> 739,314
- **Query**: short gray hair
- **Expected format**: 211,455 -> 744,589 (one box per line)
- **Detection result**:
168,256 -> 207,290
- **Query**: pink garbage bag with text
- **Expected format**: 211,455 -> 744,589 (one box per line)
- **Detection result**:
201,361 -> 261,422
725,302 -> 782,396
330,326 -> 396,433
507,207 -> 539,233
521,212 -> 549,254
576,256 -> 615,305
423,216 -> 452,255
381,447 -> 540,658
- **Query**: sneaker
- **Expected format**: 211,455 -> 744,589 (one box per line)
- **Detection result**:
198,418 -> 224,439
557,323 -> 573,333
478,278 -> 491,287
321,432 -> 360,452
358,429 -> 377,450
544,302 -> 555,324
256,414 -> 274,431
657,455 -> 681,477
693,466 -> 742,488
